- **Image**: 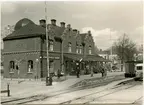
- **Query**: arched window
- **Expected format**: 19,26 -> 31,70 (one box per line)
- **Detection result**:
28,60 -> 33,72
9,61 -> 15,72
89,46 -> 92,55
68,42 -> 72,53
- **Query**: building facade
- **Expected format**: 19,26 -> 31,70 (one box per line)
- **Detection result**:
3,18 -> 108,79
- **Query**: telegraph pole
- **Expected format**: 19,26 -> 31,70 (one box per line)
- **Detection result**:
110,29 -> 113,72
61,29 -> 67,80
45,1 -> 51,86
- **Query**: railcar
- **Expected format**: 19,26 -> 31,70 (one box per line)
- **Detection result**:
134,63 -> 143,80
124,60 -> 143,79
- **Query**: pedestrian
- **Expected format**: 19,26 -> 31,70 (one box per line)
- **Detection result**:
101,66 -> 104,77
103,65 -> 107,77
91,67 -> 93,77
76,63 -> 80,78
57,69 -> 61,79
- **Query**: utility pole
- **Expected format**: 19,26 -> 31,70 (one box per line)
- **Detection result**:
110,29 -> 113,72
61,28 -> 67,80
45,1 -> 52,86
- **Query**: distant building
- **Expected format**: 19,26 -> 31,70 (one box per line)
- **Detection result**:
98,49 -> 120,65
98,49 -> 109,60
2,18 -> 109,79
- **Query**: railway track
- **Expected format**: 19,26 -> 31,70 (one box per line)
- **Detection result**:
60,81 -> 138,104
1,75 -> 127,104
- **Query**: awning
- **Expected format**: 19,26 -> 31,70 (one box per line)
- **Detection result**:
64,53 -> 83,61
83,55 -> 110,62
64,54 -> 111,62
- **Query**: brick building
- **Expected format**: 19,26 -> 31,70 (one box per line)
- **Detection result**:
2,18 -> 108,79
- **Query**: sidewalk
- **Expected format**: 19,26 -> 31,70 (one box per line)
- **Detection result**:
1,72 -> 125,101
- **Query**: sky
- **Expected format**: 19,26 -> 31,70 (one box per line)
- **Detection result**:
1,1 -> 143,50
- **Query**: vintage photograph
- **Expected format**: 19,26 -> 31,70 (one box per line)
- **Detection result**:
1,0 -> 143,104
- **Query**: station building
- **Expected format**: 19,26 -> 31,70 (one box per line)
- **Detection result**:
2,18 -> 109,79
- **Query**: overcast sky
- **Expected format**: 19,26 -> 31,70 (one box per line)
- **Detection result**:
1,1 -> 143,50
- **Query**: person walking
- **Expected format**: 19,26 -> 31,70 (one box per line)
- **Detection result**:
76,62 -> 80,78
91,66 -> 93,77
103,65 -> 107,77
101,65 -> 104,77
57,69 -> 61,79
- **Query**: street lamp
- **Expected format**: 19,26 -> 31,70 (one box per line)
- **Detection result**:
110,29 -> 113,72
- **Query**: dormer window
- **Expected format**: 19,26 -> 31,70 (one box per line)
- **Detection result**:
89,46 -> 92,55
68,42 -> 72,53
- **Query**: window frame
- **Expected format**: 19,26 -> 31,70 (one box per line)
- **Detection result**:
49,40 -> 54,51
76,44 -> 79,54
68,42 -> 72,53
9,61 -> 15,73
27,60 -> 33,73
89,46 -> 92,55
79,45 -> 82,54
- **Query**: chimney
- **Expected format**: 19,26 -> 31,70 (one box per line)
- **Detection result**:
77,30 -> 80,34
88,30 -> 91,35
51,19 -> 56,26
39,19 -> 46,28
60,22 -> 65,28
67,24 -> 71,31
73,29 -> 77,35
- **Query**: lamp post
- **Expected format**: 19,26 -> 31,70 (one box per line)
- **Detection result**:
110,30 -> 113,72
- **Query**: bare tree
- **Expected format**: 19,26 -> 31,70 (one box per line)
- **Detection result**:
114,33 -> 137,71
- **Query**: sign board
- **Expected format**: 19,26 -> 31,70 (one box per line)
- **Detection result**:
43,56 -> 60,60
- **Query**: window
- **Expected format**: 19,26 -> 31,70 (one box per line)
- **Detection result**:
68,42 -> 72,53
76,44 -> 79,53
137,66 -> 142,70
89,46 -> 92,54
79,45 -> 82,54
49,40 -> 54,51
28,60 -> 33,73
9,61 -> 15,72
